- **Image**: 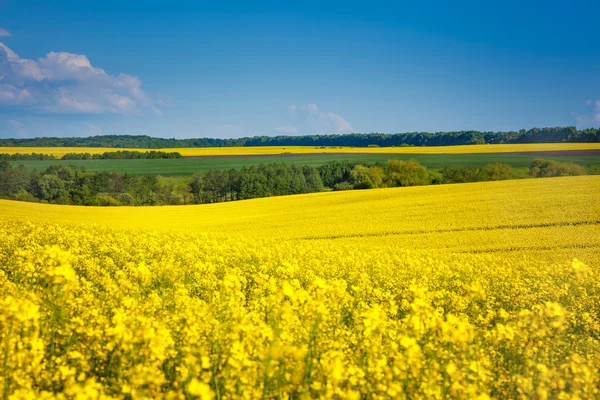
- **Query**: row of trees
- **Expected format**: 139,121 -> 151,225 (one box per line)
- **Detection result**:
0,162 -> 324,206
0,153 -> 56,161
61,150 -> 182,160
0,158 -> 590,206
1,127 -> 598,148
1,151 -> 182,161
319,160 -> 517,190
0,162 -> 159,206
188,165 -> 323,204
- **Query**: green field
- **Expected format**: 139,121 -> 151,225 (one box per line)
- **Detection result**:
10,152 -> 600,176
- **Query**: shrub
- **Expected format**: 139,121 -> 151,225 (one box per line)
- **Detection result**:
13,189 -> 37,203
333,181 -> 354,191
441,163 -> 515,184
428,170 -> 444,185
117,193 -> 135,206
485,162 -> 515,181
529,159 -> 586,178
89,194 -> 120,206
440,166 -> 486,184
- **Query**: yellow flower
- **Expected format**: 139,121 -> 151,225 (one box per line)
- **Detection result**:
187,379 -> 214,399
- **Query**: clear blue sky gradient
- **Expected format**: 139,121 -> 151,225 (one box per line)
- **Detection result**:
0,0 -> 598,138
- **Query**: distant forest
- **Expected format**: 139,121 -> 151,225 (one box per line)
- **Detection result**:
1,127 -> 598,148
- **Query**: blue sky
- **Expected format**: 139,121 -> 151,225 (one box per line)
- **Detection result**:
0,0 -> 599,138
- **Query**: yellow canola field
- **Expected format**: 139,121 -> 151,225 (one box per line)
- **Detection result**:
1,176 -> 600,398
2,176 -> 599,264
1,142 -> 600,157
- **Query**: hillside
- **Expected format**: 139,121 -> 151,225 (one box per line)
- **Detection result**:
2,175 -> 598,263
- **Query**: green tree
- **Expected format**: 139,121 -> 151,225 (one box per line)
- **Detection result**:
318,161 -> 354,188
37,174 -> 68,203
351,165 -> 385,189
303,165 -> 324,193
384,159 -> 429,187
189,172 -> 204,204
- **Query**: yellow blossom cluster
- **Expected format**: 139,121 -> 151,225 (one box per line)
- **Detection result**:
1,220 -> 599,399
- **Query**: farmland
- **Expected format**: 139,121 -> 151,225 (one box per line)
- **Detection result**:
3,0 -> 599,396
1,175 -> 599,398
7,153 -> 599,176
2,142 -> 600,158
8,143 -> 600,176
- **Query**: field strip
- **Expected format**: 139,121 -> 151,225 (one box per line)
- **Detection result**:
457,243 -> 600,254
2,142 -> 600,157
298,219 -> 600,240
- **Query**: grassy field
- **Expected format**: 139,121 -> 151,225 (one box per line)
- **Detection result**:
1,176 -> 599,398
9,152 -> 600,175
2,142 -> 600,157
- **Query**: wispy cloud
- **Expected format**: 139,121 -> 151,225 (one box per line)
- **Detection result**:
0,41 -> 160,115
0,28 -> 10,37
276,126 -> 297,134
575,100 -> 600,128
285,103 -> 354,134
83,122 -> 103,135
325,111 -> 353,133
151,106 -> 163,116
214,124 -> 244,137
8,119 -> 27,136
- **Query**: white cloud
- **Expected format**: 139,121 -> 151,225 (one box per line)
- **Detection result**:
326,112 -> 353,132
0,28 -> 10,37
286,103 -> 354,134
0,84 -> 32,103
276,126 -> 297,134
0,41 -> 159,115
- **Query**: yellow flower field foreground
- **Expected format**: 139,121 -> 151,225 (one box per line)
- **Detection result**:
2,142 -> 600,157
1,176 -> 599,398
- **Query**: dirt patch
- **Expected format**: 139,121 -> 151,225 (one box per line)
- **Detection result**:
183,150 -> 600,159
493,150 -> 600,157
184,152 -> 370,159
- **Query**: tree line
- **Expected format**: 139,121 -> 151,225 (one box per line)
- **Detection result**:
1,127 -> 598,149
0,158 -> 590,206
1,151 -> 182,161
